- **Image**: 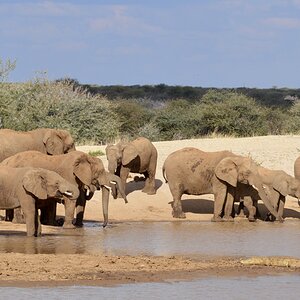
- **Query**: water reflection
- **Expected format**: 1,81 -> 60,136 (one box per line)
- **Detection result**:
0,221 -> 299,257
0,275 -> 299,299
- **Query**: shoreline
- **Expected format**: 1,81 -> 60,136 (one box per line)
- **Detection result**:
0,253 -> 299,287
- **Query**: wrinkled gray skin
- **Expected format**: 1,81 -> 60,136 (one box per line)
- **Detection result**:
0,128 -> 76,161
233,167 -> 300,221
1,151 -> 127,228
106,137 -> 158,196
0,166 -> 79,237
0,128 -> 76,222
162,147 -> 281,222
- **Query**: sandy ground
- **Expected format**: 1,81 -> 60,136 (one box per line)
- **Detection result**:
0,135 -> 300,286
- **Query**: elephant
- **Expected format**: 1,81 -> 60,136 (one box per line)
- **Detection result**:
105,137 -> 158,196
0,128 -> 76,162
0,166 -> 79,236
234,167 -> 300,221
294,156 -> 300,207
162,147 -> 281,222
1,150 -> 127,228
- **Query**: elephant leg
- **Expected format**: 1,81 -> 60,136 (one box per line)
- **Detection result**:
12,207 -> 26,224
243,196 -> 256,222
143,172 -> 156,195
169,183 -> 185,218
223,185 -> 235,221
74,190 -> 86,227
212,181 -> 227,222
62,197 -> 76,229
119,167 -> 130,198
23,202 -> 39,237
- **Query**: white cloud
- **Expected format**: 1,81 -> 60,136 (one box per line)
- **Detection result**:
88,5 -> 163,37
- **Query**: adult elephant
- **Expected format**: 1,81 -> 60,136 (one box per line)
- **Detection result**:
0,166 -> 79,236
105,137 -> 158,195
234,168 -> 300,221
1,150 -> 127,228
162,147 -> 281,222
0,128 -> 76,161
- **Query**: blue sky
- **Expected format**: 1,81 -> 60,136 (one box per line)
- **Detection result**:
1,0 -> 300,87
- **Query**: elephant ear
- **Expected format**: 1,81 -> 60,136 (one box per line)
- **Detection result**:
43,130 -> 64,155
215,157 -> 238,187
23,170 -> 48,199
122,144 -> 138,166
73,155 -> 92,186
273,175 -> 289,196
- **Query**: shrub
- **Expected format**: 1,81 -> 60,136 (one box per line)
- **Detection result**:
0,76 -> 121,144
197,90 -> 268,136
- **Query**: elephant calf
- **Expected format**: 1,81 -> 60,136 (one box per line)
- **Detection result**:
0,166 -> 79,236
106,137 -> 158,196
235,167 -> 300,221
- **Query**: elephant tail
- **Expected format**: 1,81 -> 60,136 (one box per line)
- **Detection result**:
162,164 -> 168,183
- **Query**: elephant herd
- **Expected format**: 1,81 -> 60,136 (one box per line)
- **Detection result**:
0,128 -> 299,237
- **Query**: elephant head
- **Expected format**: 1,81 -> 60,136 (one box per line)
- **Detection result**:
22,168 -> 79,201
43,129 -> 76,155
105,141 -> 138,174
215,156 -> 282,221
272,172 -> 300,200
72,153 -> 127,227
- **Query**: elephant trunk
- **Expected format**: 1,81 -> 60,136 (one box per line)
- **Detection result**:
102,186 -> 110,227
255,181 -> 282,222
108,173 -> 128,204
108,161 -> 117,175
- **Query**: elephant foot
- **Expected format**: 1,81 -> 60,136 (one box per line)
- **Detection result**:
74,221 -> 84,228
172,210 -> 186,219
211,215 -> 223,222
248,217 -> 256,222
223,216 -> 234,222
63,222 -> 76,229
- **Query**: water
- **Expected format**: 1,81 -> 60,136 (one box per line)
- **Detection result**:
0,221 -> 299,298
0,221 -> 299,257
0,275 -> 299,299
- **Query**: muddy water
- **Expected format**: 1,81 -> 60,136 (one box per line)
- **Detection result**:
0,275 -> 299,299
0,220 -> 299,257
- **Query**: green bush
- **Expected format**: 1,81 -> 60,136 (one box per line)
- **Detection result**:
0,76 -> 121,144
2,61 -> 300,143
197,90 -> 268,136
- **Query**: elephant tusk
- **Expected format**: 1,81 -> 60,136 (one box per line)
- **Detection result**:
64,191 -> 73,197
298,199 -> 300,207
86,189 -> 90,197
110,181 -> 117,185
252,184 -> 258,191
104,185 -> 112,191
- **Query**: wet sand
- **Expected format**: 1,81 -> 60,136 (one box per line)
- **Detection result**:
0,135 -> 300,286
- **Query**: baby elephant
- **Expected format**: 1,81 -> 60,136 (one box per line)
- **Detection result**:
0,166 -> 79,237
106,137 -> 158,196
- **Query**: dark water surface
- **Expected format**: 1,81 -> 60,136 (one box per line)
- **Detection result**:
0,220 -> 299,257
